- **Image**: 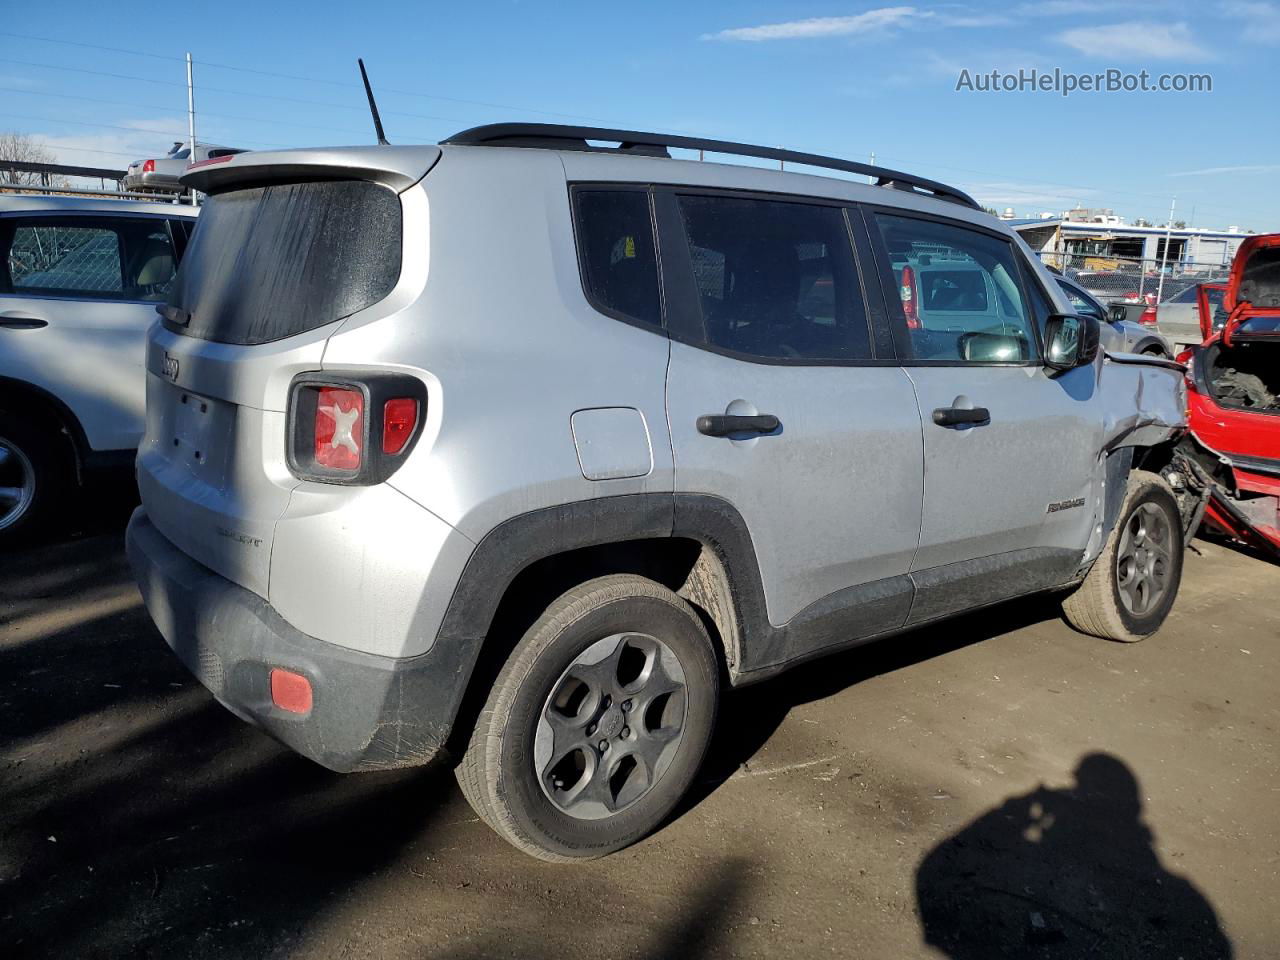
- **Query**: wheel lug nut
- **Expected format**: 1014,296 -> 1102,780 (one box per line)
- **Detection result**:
621,700 -> 632,712
587,724 -> 596,736
621,726 -> 631,739
598,740 -> 608,752
602,695 -> 611,708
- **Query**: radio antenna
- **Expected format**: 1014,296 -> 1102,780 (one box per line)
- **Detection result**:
358,58 -> 389,145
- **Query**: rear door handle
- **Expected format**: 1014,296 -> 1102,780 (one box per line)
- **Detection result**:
0,312 -> 47,330
932,406 -> 990,427
696,414 -> 780,437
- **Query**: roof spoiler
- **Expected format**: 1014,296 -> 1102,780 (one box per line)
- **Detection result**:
180,145 -> 441,194
442,122 -> 980,210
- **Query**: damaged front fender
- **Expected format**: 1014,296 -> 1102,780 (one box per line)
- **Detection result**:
1098,351 -> 1188,452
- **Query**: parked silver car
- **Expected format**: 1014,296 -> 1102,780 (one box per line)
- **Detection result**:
126,124 -> 1189,863
1157,282 -> 1228,353
0,194 -> 197,541
123,141 -> 245,194
1055,275 -> 1172,356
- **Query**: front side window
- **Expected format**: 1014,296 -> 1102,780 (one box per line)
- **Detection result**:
572,189 -> 662,328
676,195 -> 871,361
875,213 -> 1039,363
2,217 -> 178,301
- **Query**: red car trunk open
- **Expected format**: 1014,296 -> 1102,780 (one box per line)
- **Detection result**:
1181,234 -> 1280,558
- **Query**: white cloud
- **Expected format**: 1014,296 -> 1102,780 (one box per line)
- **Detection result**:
1219,1 -> 1280,43
968,180 -> 1099,209
1017,0 -> 1154,15
1169,163 -> 1280,176
705,7 -> 921,41
1057,22 -> 1212,59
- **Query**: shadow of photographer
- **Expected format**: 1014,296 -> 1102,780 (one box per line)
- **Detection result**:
916,752 -> 1232,959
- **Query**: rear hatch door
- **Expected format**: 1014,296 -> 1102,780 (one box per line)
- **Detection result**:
138,146 -> 437,599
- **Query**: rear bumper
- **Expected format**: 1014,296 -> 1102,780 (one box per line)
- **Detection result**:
126,507 -> 475,772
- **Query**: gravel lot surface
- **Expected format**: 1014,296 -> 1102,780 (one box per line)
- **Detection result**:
3,501 -> 1277,959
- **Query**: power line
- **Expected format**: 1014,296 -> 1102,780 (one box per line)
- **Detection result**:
0,31 -> 620,124
0,113 -> 291,150
0,86 -> 440,141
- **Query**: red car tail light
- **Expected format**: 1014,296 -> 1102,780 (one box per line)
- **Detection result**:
1139,305 -> 1158,326
142,159 -> 155,173
314,387 -> 364,471
382,397 -> 418,455
901,264 -> 920,329
288,373 -> 427,485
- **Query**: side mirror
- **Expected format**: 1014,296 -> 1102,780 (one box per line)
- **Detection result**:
1107,303 -> 1128,324
1044,313 -> 1100,371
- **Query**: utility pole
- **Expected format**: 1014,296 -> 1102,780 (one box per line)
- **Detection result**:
1157,196 -> 1176,304
186,52 -> 197,206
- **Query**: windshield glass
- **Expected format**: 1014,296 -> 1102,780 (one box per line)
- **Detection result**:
166,179 -> 402,345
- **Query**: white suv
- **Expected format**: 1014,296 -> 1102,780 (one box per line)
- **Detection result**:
127,125 -> 1190,861
0,194 -> 197,541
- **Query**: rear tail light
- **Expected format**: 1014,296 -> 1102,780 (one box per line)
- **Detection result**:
1139,305 -> 1158,326
1176,348 -> 1197,392
314,387 -> 364,472
142,159 -> 155,173
382,397 -> 419,455
288,373 -> 427,485
901,265 -> 920,330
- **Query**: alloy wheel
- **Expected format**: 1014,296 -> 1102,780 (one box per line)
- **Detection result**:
534,632 -> 688,820
1115,502 -> 1173,617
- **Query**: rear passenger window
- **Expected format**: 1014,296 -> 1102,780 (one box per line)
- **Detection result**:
2,217 -> 178,301
676,195 -> 871,361
874,213 -> 1039,363
572,189 -> 662,328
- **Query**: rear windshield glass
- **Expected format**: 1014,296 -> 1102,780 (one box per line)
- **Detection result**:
166,179 -> 401,345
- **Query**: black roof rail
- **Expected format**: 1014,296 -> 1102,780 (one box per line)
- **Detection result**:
441,123 -> 981,211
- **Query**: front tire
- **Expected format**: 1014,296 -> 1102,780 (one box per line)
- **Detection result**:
0,411 -> 68,545
457,574 -> 719,862
1062,470 -> 1183,642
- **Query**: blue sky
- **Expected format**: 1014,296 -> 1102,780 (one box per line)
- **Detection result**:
2,1 -> 1275,230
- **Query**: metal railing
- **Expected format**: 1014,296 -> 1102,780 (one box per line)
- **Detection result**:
1037,252 -> 1230,305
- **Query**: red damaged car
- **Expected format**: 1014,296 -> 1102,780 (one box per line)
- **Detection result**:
1177,235 -> 1280,558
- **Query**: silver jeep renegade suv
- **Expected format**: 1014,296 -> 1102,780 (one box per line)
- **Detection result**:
127,124 -> 1190,861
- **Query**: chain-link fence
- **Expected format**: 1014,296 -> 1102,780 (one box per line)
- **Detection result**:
1036,252 -> 1230,305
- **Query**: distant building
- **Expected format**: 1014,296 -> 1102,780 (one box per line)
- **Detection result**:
1009,218 -> 1250,271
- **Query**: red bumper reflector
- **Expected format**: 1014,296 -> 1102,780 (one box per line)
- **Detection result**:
382,397 -> 418,454
270,668 -> 313,714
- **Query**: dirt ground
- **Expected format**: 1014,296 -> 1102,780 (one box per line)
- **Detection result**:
2,494 -> 1278,959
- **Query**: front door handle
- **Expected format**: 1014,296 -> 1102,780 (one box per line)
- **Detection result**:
0,312 -> 48,330
932,406 -> 990,427
696,414 -> 780,437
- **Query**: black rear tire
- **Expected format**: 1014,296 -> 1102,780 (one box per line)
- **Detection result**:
0,410 -> 69,546
456,574 -> 719,862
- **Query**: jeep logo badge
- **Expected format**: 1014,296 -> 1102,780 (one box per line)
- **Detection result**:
162,352 -> 180,382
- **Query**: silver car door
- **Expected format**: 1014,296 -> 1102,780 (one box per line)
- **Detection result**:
660,190 -> 924,669
863,207 -> 1103,624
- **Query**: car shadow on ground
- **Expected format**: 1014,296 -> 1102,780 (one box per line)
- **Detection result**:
915,752 -> 1233,959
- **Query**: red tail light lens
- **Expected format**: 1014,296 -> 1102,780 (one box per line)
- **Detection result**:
1139,306 -> 1158,326
288,374 -> 426,485
314,387 -> 364,471
901,264 -> 920,329
382,397 -> 418,455
142,159 -> 155,173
